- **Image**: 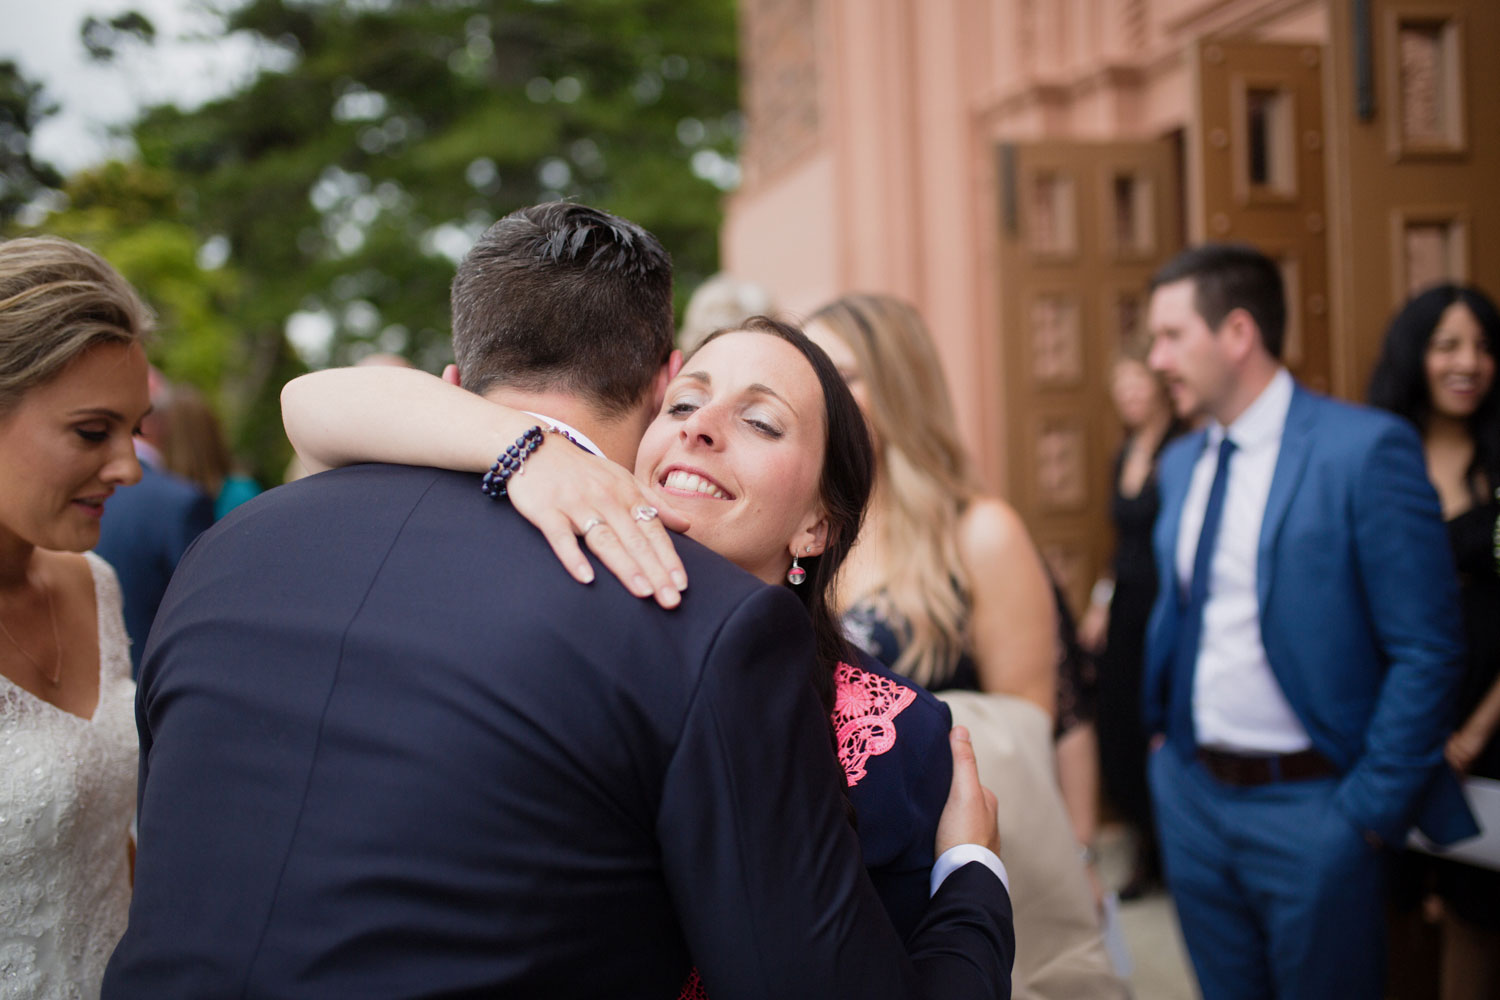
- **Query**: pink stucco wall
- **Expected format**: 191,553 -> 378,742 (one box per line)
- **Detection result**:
723,0 -> 1333,491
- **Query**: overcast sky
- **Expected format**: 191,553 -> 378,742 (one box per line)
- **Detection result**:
5,0 -> 265,172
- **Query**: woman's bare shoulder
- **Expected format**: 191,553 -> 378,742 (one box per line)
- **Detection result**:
957,496 -> 1036,565
42,549 -> 94,591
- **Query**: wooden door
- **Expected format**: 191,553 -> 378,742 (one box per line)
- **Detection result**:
1324,0 -> 1500,399
996,140 -> 1181,614
1192,39 -> 1332,393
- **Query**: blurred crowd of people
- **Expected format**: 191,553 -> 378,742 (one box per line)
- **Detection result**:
1,215 -> 1497,1000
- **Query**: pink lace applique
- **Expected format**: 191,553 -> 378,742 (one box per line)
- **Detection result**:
832,660 -> 917,787
679,967 -> 708,1000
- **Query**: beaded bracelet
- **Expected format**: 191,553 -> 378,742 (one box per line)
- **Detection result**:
480,426 -> 545,499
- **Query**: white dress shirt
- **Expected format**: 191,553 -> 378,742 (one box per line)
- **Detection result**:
1175,368 -> 1312,754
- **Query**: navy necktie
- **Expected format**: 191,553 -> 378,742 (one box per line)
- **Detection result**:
1168,435 -> 1237,749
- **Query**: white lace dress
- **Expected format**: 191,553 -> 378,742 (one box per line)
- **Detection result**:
0,553 -> 137,999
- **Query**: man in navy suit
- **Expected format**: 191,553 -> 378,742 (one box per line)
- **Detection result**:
104,203 -> 1014,999
94,376 -> 214,674
1142,243 -> 1477,999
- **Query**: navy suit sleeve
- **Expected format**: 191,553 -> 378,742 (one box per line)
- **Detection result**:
1332,419 -> 1467,844
657,585 -> 1013,1000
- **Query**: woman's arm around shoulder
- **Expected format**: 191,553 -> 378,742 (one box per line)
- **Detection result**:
958,497 -> 1058,719
282,366 -> 529,477
281,366 -> 688,607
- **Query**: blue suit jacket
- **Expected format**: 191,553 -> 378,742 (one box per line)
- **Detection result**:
104,464 -> 1012,999
1144,384 -> 1478,847
94,461 -> 215,674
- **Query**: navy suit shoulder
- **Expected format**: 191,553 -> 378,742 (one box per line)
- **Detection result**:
842,649 -> 952,941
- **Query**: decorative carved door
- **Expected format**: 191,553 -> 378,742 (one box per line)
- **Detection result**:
996,140 -> 1181,613
1324,0 -> 1500,398
1192,39 -> 1331,393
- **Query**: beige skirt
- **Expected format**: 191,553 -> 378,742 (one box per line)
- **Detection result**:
938,690 -> 1131,1000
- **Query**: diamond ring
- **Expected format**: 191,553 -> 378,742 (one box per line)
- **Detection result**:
632,505 -> 659,523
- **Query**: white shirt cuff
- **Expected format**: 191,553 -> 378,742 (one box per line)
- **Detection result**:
931,844 -> 1009,896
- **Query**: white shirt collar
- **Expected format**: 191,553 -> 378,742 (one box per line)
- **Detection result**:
1207,367 -> 1293,452
523,411 -> 605,458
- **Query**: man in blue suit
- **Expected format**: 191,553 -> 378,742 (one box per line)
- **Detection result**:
1142,243 -> 1477,999
104,203 -> 1014,999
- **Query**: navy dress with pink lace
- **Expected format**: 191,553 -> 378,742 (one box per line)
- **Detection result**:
835,651 -> 955,939
679,651 -> 953,998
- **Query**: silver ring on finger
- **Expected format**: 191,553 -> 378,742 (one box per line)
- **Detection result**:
632,505 -> 659,523
579,516 -> 604,536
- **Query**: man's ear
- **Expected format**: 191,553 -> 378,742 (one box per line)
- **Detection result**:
1221,308 -> 1262,363
668,348 -> 684,380
442,364 -> 462,388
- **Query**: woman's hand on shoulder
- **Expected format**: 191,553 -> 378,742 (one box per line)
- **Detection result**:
505,441 -> 690,609
959,497 -> 1058,719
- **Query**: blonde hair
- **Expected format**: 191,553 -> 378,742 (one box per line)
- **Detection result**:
163,385 -> 232,498
0,237 -> 152,415
809,293 -> 977,686
678,272 -> 775,354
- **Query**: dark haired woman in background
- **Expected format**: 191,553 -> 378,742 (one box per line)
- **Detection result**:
1370,283 -> 1500,1000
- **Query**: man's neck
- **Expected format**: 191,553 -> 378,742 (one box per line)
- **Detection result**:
481,388 -> 651,470
1213,357 -> 1282,428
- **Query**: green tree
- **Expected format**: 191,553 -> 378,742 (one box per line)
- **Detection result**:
32,0 -> 741,483
0,61 -> 65,226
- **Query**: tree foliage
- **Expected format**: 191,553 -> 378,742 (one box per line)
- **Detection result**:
0,61 -> 64,226
16,0 -> 741,482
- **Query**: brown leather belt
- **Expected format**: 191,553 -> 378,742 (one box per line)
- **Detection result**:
1196,747 -> 1339,787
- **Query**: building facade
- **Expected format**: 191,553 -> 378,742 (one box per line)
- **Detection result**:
724,0 -> 1500,608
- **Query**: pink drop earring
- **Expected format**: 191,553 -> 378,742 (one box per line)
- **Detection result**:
787,547 -> 809,586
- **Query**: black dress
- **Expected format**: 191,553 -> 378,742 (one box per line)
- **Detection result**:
1430,498 -> 1500,927
1095,445 -> 1165,864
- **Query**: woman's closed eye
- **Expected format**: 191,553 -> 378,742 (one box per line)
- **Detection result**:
75,426 -> 109,444
743,413 -> 784,438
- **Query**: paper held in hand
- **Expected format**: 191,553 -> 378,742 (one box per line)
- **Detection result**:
1408,776 -> 1500,871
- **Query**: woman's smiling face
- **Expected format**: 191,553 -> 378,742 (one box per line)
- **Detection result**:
0,340 -> 149,554
1424,301 -> 1495,421
634,330 -> 828,584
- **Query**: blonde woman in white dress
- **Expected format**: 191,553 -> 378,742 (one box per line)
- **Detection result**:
0,237 -> 152,998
